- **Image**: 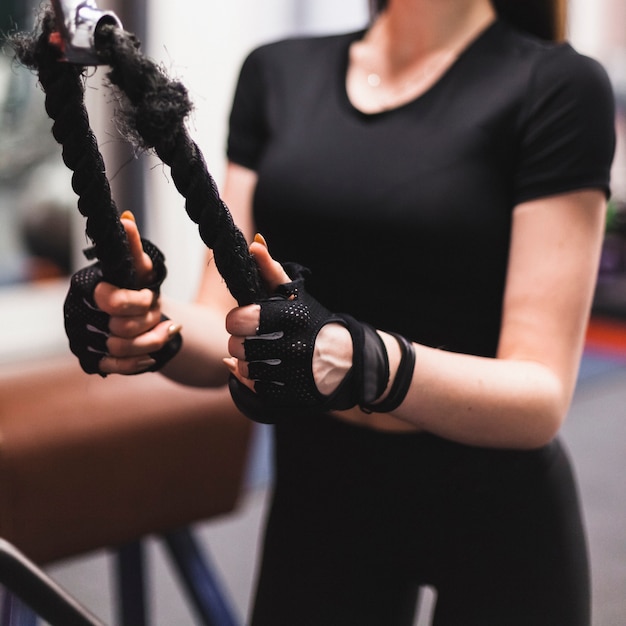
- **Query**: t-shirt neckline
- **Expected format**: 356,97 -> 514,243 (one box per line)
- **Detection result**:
340,18 -> 502,119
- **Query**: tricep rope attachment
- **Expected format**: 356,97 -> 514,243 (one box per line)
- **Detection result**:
8,1 -> 263,304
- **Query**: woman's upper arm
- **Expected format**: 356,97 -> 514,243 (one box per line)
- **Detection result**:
195,161 -> 258,311
497,189 -> 607,409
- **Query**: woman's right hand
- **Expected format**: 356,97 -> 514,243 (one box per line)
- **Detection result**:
64,212 -> 182,376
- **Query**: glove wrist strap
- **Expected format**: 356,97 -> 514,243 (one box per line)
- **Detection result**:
362,332 -> 415,413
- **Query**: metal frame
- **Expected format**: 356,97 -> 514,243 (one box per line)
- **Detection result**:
0,530 -> 241,626
0,539 -> 104,626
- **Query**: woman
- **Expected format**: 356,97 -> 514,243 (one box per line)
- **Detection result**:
68,0 -> 615,623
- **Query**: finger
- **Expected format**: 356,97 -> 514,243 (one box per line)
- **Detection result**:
106,319 -> 180,358
108,308 -> 166,338
100,355 -> 157,375
225,304 -> 261,336
227,334 -> 247,360
94,282 -> 156,316
223,357 -> 255,391
121,211 -> 155,285
250,234 -> 291,292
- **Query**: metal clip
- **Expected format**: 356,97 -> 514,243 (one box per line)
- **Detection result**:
50,0 -> 122,65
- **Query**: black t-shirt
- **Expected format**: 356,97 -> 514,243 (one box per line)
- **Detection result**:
227,19 -> 615,358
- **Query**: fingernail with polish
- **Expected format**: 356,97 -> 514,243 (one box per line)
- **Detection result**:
223,357 -> 238,375
121,210 -> 136,222
254,233 -> 268,248
168,323 -> 183,337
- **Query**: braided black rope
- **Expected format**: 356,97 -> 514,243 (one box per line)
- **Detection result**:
94,25 -> 264,305
9,12 -> 137,288
11,9 -> 263,305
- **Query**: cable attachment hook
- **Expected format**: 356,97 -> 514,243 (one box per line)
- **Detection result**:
49,0 -> 122,65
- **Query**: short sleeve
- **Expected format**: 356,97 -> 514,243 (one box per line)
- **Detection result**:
227,48 -> 270,170
514,45 -> 616,204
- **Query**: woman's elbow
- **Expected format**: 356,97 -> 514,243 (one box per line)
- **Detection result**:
518,374 -> 570,449
520,415 -> 562,450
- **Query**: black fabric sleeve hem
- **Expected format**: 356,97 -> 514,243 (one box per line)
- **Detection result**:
513,177 -> 613,207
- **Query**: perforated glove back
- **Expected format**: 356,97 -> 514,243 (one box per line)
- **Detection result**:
229,263 -> 389,424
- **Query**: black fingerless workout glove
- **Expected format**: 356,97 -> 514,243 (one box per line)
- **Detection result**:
63,239 -> 182,376
228,263 -> 415,424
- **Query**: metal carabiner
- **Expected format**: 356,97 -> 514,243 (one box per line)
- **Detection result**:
49,0 -> 122,65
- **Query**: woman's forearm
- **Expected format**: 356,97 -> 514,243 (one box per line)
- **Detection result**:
159,298 -> 231,388
387,342 -> 574,450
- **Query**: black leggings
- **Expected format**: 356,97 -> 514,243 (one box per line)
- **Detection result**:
251,413 -> 590,626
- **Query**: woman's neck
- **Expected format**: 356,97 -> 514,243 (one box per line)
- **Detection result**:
369,0 -> 496,70
347,0 -> 496,114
